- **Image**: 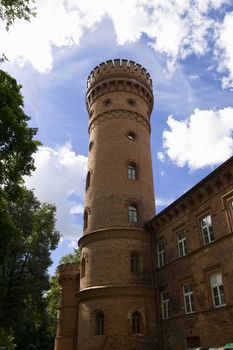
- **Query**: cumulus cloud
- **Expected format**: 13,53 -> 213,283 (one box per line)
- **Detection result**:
1,0 -> 232,83
159,107 -> 233,170
24,143 -> 88,240
215,12 -> 233,89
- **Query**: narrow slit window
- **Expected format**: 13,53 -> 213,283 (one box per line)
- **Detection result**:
83,210 -> 88,230
132,311 -> 142,334
81,257 -> 86,278
86,171 -> 91,190
95,311 -> 104,335
131,253 -> 140,273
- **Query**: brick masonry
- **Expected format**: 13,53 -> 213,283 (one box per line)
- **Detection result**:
54,59 -> 233,350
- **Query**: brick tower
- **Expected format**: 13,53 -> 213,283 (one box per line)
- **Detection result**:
54,263 -> 80,350
77,59 -> 158,350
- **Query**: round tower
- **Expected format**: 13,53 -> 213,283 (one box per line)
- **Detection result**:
77,59 -> 158,350
54,263 -> 80,350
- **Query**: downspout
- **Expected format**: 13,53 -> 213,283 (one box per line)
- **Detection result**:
146,221 -> 164,350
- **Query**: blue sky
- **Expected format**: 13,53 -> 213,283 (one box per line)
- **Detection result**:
1,0 -> 233,274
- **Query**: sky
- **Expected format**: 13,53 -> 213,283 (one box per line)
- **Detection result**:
1,0 -> 233,274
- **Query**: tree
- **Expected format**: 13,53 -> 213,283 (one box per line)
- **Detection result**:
0,188 -> 60,350
59,248 -> 81,264
0,70 -> 40,265
0,0 -> 36,30
0,70 -> 40,192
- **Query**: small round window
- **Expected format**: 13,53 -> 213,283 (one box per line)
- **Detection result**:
127,131 -> 136,141
103,98 -> 112,107
127,98 -> 136,107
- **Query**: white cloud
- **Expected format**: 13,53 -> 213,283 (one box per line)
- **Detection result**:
156,197 -> 174,207
160,107 -> 233,170
70,203 -> 84,214
157,151 -> 165,162
0,0 -> 232,81
24,143 -> 88,240
215,12 -> 233,89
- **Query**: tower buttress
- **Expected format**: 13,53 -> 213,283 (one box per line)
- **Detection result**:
54,263 -> 79,350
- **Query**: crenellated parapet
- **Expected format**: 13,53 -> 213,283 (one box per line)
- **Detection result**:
86,59 -> 154,113
58,263 -> 80,284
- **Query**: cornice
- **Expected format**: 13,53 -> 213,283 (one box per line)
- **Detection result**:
88,109 -> 151,134
78,227 -> 151,249
77,284 -> 154,301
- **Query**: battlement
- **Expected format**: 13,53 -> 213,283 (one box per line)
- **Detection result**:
87,59 -> 153,90
58,263 -> 80,282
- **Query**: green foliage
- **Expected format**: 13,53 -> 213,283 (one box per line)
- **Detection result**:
46,275 -> 60,339
0,70 -> 59,349
0,69 -> 40,265
0,0 -> 36,30
59,248 -> 81,264
0,70 -> 40,193
0,328 -> 16,350
0,188 -> 60,349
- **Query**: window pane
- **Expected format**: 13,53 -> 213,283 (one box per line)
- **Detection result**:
128,164 -> 136,180
129,205 -> 138,222
209,272 -> 225,308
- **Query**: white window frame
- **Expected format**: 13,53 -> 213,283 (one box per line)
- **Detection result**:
128,164 -> 136,180
161,291 -> 170,319
183,282 -> 195,314
200,214 -> 214,245
128,205 -> 138,223
177,231 -> 187,257
157,240 -> 165,268
209,272 -> 225,308
228,198 -> 233,219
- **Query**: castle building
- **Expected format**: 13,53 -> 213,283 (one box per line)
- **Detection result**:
54,59 -> 233,350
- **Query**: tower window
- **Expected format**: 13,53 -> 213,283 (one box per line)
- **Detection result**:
132,311 -> 142,334
95,311 -> 104,335
83,210 -> 88,230
128,163 -> 137,180
103,98 -> 112,107
127,131 -> 136,141
86,171 -> 91,190
128,205 -> 138,223
81,257 -> 86,278
127,98 -> 136,107
131,253 -> 140,273
89,140 -> 94,151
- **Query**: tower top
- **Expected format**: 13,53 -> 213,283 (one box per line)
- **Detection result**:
87,59 -> 153,90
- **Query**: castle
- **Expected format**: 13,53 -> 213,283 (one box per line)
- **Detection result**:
54,59 -> 233,350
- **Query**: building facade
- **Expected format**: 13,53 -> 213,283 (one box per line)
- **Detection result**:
54,59 -> 233,350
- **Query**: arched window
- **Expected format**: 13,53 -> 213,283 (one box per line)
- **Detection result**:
83,210 -> 88,230
86,171 -> 91,190
128,205 -> 138,223
131,253 -> 140,273
95,311 -> 104,335
81,257 -> 86,278
132,311 -> 142,334
128,163 -> 137,180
